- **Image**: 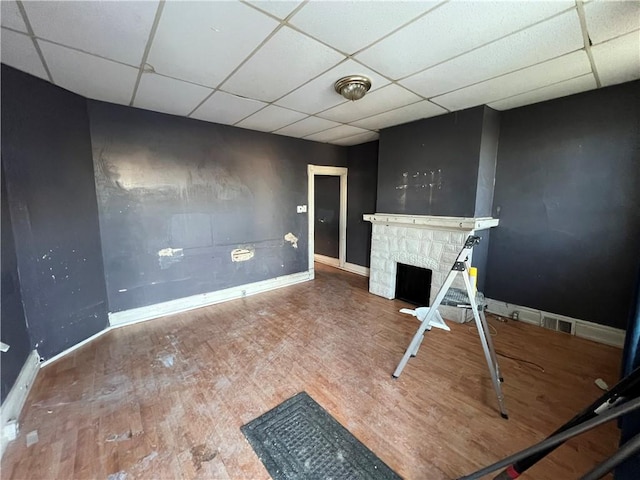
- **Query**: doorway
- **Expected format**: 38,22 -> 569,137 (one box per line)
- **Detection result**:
307,165 -> 347,278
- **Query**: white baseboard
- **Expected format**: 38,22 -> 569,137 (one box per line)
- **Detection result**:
314,254 -> 370,277
485,298 -> 626,348
1,350 -> 40,458
35,271 -> 313,371
342,262 -> 370,277
314,253 -> 340,268
109,270 -> 312,328
574,321 -> 626,348
39,327 -> 112,369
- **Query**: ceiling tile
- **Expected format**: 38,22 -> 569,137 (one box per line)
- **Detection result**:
488,74 -> 597,111
355,1 -> 574,79
351,101 -> 446,130
275,59 -> 390,115
332,131 -> 380,146
190,91 -> 267,126
39,41 -> 138,104
584,0 -> 640,45
591,31 -> 640,87
274,116 -> 341,138
288,1 -> 439,54
248,1 -> 302,19
236,105 -> 306,132
304,125 -> 370,143
317,84 -> 421,123
1,29 -> 47,80
222,26 -> 345,102
148,2 -> 278,88
400,10 -> 583,98
23,1 -> 158,66
1,1 -> 27,32
133,74 -> 213,117
432,51 -> 592,111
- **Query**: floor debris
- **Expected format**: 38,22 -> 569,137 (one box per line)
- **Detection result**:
107,471 -> 127,480
26,430 -> 39,447
139,451 -> 158,469
190,444 -> 217,470
159,354 -> 175,368
105,431 -> 132,442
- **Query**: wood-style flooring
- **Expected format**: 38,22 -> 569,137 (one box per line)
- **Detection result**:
1,263 -> 623,479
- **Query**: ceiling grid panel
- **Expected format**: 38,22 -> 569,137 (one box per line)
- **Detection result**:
129,1 -> 166,106
399,10 -> 584,99
13,0 -> 54,82
576,0 -> 602,88
1,1 -> 28,32
1,0 -> 637,145
432,50 -> 593,111
354,0 -> 575,80
22,0 -> 159,66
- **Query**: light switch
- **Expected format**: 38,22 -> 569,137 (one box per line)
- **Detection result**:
297,205 -> 307,213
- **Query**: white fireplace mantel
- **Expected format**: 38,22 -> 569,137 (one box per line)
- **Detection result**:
363,213 -> 499,231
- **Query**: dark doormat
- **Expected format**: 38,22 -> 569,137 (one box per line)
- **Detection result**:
241,392 -> 402,480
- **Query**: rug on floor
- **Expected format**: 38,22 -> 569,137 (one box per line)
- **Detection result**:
241,392 -> 402,480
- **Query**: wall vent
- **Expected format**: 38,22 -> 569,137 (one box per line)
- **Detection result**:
542,315 -> 575,334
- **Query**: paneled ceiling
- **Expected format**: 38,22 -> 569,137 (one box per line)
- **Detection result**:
2,0 -> 639,146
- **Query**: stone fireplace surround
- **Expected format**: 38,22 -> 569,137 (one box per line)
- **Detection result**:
363,214 -> 499,322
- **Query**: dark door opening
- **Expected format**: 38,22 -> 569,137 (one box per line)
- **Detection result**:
314,175 -> 340,259
395,263 -> 431,306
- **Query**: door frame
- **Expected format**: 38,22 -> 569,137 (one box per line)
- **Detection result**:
307,165 -> 347,277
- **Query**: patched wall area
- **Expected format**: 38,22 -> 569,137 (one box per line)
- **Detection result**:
88,100 -> 347,312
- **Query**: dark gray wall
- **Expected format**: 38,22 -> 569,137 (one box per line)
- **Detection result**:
88,101 -> 347,312
1,66 -> 109,360
471,229 -> 490,292
314,175 -> 340,258
1,166 -> 32,402
475,107 -> 500,217
346,141 -> 378,268
485,81 -> 640,329
377,107 -> 485,216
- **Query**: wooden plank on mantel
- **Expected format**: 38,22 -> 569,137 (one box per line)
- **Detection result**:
362,213 -> 499,231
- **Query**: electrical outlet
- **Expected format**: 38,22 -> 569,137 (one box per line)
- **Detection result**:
296,205 -> 307,213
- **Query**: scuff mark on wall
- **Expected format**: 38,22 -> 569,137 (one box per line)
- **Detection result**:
157,247 -> 184,269
231,247 -> 255,262
158,247 -> 183,257
284,232 -> 298,249
394,169 -> 443,214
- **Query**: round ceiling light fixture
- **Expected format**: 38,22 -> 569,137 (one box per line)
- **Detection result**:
334,75 -> 372,101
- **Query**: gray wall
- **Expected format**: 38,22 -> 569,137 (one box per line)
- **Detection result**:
475,107 -> 500,217
377,107 -> 486,216
375,107 -> 497,289
1,66 -> 109,360
485,81 -> 640,329
88,100 -> 348,312
1,165 -> 32,402
1,63 -> 374,368
346,141 -> 378,268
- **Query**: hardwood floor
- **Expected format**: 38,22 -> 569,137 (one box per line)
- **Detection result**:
2,263 -> 623,479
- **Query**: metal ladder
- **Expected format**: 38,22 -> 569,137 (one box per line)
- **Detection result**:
392,235 -> 509,419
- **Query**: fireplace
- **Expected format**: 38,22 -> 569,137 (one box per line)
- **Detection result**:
395,264 -> 431,306
363,214 -> 498,322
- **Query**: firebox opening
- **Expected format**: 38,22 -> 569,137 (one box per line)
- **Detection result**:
395,263 -> 432,306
